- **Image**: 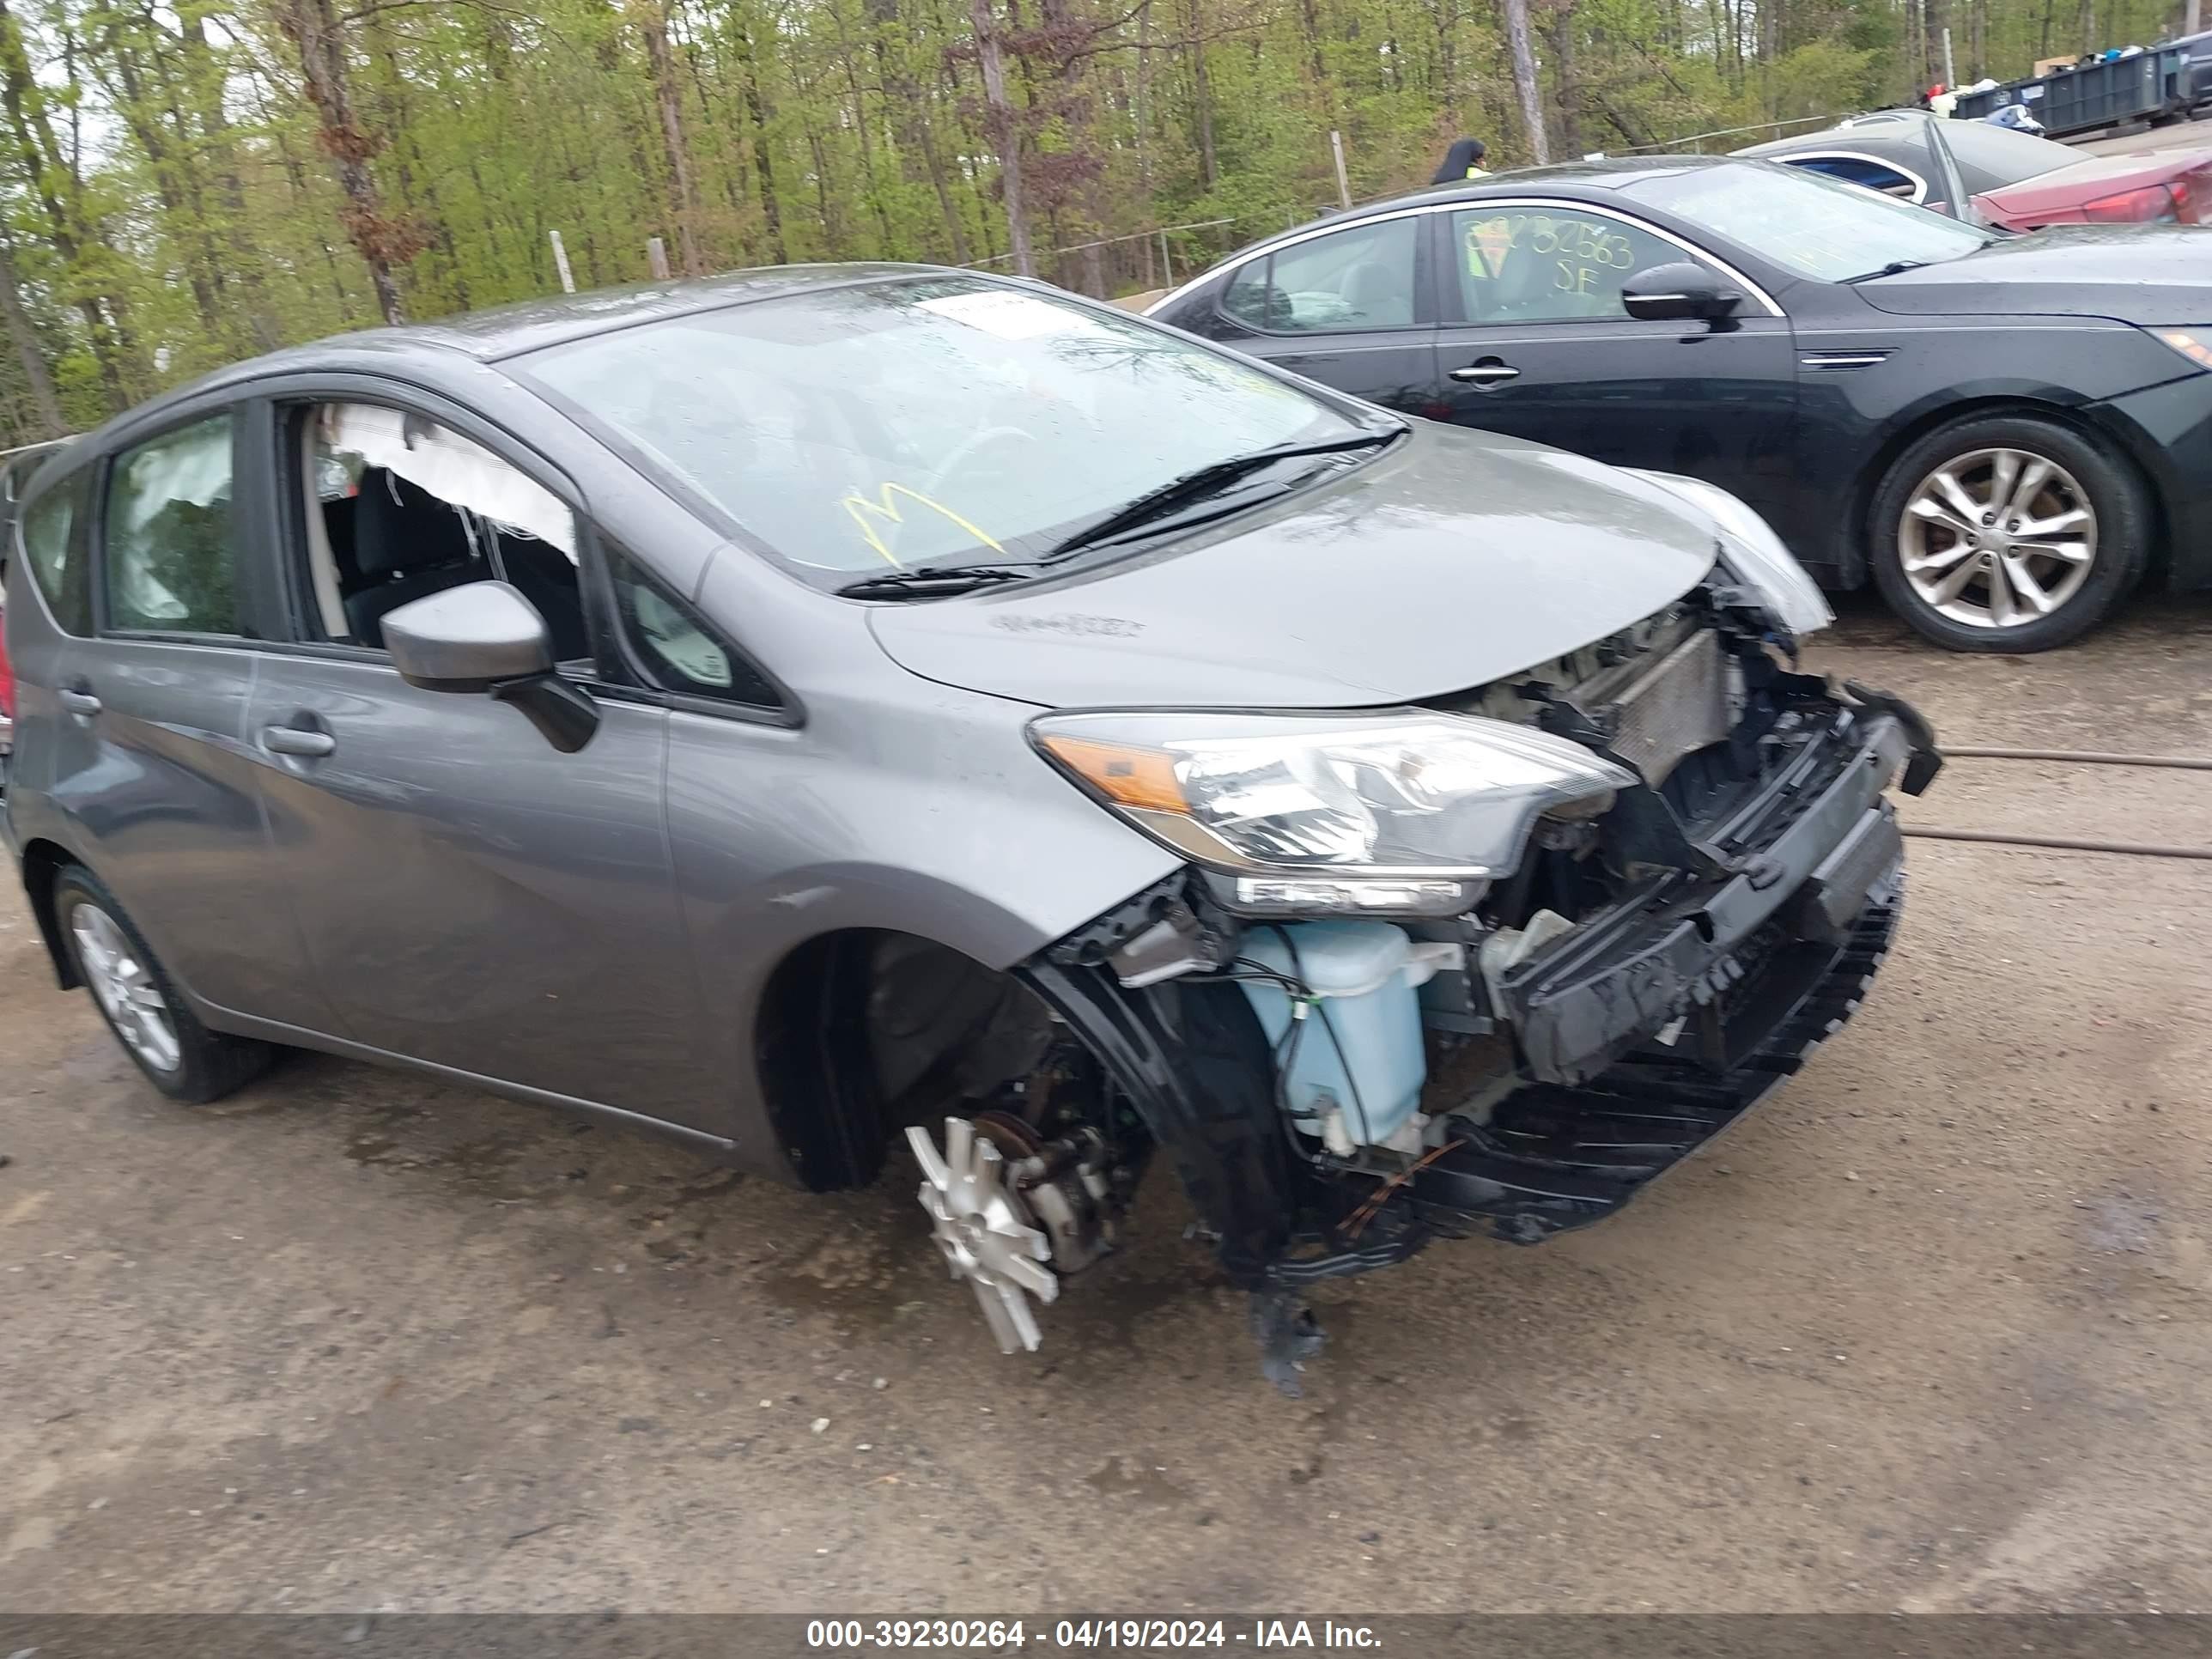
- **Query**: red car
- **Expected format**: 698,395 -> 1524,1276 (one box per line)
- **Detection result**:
1739,109 -> 2212,228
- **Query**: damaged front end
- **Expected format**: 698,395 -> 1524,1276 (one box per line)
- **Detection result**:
910,567 -> 1940,1389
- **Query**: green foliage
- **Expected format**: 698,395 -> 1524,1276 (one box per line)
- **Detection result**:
0,0 -> 2173,439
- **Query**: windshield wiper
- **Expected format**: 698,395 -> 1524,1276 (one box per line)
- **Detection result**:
836,563 -> 1038,599
1843,258 -> 1933,283
1042,430 -> 1399,559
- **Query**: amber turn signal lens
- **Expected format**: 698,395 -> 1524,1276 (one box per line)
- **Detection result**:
2157,328 -> 2212,370
1037,734 -> 1186,813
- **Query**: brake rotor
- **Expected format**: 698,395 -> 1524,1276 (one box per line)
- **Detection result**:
906,1115 -> 1059,1354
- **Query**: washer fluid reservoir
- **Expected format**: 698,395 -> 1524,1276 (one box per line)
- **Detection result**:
1234,921 -> 1457,1153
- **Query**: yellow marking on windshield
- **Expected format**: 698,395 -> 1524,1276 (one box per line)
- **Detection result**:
842,483 -> 1006,568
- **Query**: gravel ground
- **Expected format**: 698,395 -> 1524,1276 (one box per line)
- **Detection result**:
3,592 -> 2210,1617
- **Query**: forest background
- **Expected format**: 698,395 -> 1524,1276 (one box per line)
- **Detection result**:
0,0 -> 2189,441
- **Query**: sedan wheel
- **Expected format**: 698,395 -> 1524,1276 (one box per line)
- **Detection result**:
72,902 -> 182,1074
1898,447 -> 2096,630
1870,413 -> 2146,653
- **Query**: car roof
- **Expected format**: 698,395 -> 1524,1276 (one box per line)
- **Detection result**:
47,262 -> 960,467
1200,155 -> 1747,266
319,262 -> 947,362
1735,111 -> 1932,156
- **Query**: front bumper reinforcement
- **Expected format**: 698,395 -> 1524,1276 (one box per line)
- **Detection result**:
1409,872 -> 1901,1243
1500,708 -> 1917,1087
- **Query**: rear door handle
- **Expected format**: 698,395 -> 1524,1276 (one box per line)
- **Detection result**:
261,726 -> 336,758
58,689 -> 101,717
1449,362 -> 1522,384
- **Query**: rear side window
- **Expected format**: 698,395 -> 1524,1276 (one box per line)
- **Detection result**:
104,414 -> 240,635
607,548 -> 778,710
1222,216 -> 1419,332
1787,155 -> 1926,202
19,472 -> 88,635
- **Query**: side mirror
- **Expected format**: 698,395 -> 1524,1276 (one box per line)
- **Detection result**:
381,580 -> 598,753
384,580 -> 553,690
1621,262 -> 1744,323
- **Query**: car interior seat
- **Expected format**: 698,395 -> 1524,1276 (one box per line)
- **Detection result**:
343,468 -> 484,647
1340,260 -> 1411,325
495,534 -> 587,661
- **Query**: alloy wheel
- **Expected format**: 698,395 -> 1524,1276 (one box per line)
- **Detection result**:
1897,446 -> 2097,629
71,902 -> 181,1074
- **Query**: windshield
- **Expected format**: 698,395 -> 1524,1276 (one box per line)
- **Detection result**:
1935,119 -> 2075,194
1624,161 -> 1995,282
522,276 -> 1361,580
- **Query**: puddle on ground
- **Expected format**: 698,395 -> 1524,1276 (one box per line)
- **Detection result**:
1084,1455 -> 1188,1508
341,1128 -> 550,1201
761,1227 -> 914,1332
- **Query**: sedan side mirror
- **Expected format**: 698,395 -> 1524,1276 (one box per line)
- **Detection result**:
1621,262 -> 1744,323
382,580 -> 599,753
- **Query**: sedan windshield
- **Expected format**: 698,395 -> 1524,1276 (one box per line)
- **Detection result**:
521,276 -> 1362,580
1625,161 -> 1994,283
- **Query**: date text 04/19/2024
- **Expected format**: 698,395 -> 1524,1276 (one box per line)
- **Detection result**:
804,1620 -> 1387,1650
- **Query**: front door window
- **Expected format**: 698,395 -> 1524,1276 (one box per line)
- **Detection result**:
1449,206 -> 1697,325
299,403 -> 586,658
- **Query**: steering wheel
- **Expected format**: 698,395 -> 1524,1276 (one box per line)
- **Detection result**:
919,424 -> 1038,507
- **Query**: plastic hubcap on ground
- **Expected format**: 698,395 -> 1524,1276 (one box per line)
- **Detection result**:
1898,446 -> 2097,629
71,904 -> 180,1074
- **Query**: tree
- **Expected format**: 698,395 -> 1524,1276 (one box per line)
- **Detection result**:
1504,0 -> 1547,162
266,0 -> 417,324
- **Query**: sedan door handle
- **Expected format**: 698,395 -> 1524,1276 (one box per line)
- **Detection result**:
1449,362 -> 1522,384
58,689 -> 101,717
261,726 -> 336,758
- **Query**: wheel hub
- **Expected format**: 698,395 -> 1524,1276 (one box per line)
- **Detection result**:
70,903 -> 180,1074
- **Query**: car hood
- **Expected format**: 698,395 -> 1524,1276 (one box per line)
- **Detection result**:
866,424 -> 1720,710
1974,148 -> 2212,218
1853,224 -> 2212,324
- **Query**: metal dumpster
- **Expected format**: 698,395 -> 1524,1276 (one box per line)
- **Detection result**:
1952,45 -> 2187,136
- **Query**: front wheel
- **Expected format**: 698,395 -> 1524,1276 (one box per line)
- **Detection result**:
54,866 -> 276,1103
1869,414 -> 2148,653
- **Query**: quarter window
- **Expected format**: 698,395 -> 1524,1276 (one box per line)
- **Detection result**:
1448,207 -> 1689,325
104,414 -> 240,635
607,547 -> 778,709
1222,216 -> 1419,332
19,471 -> 88,635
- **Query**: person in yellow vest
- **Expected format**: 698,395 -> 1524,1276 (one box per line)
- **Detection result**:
1431,138 -> 1488,185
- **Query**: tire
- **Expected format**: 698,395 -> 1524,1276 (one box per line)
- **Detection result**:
53,865 -> 276,1103
1869,412 -> 2148,653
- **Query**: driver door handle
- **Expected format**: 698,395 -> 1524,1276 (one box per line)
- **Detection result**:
1449,362 -> 1521,384
261,726 -> 336,758
58,688 -> 102,716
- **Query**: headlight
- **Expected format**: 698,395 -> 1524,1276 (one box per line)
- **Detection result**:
1032,711 -> 1635,880
2153,326 -> 2212,370
1625,470 -> 1833,638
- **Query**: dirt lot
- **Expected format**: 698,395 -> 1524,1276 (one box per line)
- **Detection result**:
3,593 -> 2211,1616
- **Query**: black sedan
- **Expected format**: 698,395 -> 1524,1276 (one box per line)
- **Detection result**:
1147,155 -> 2212,651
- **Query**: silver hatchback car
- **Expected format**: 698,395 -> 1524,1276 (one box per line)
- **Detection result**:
2,266 -> 1938,1386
